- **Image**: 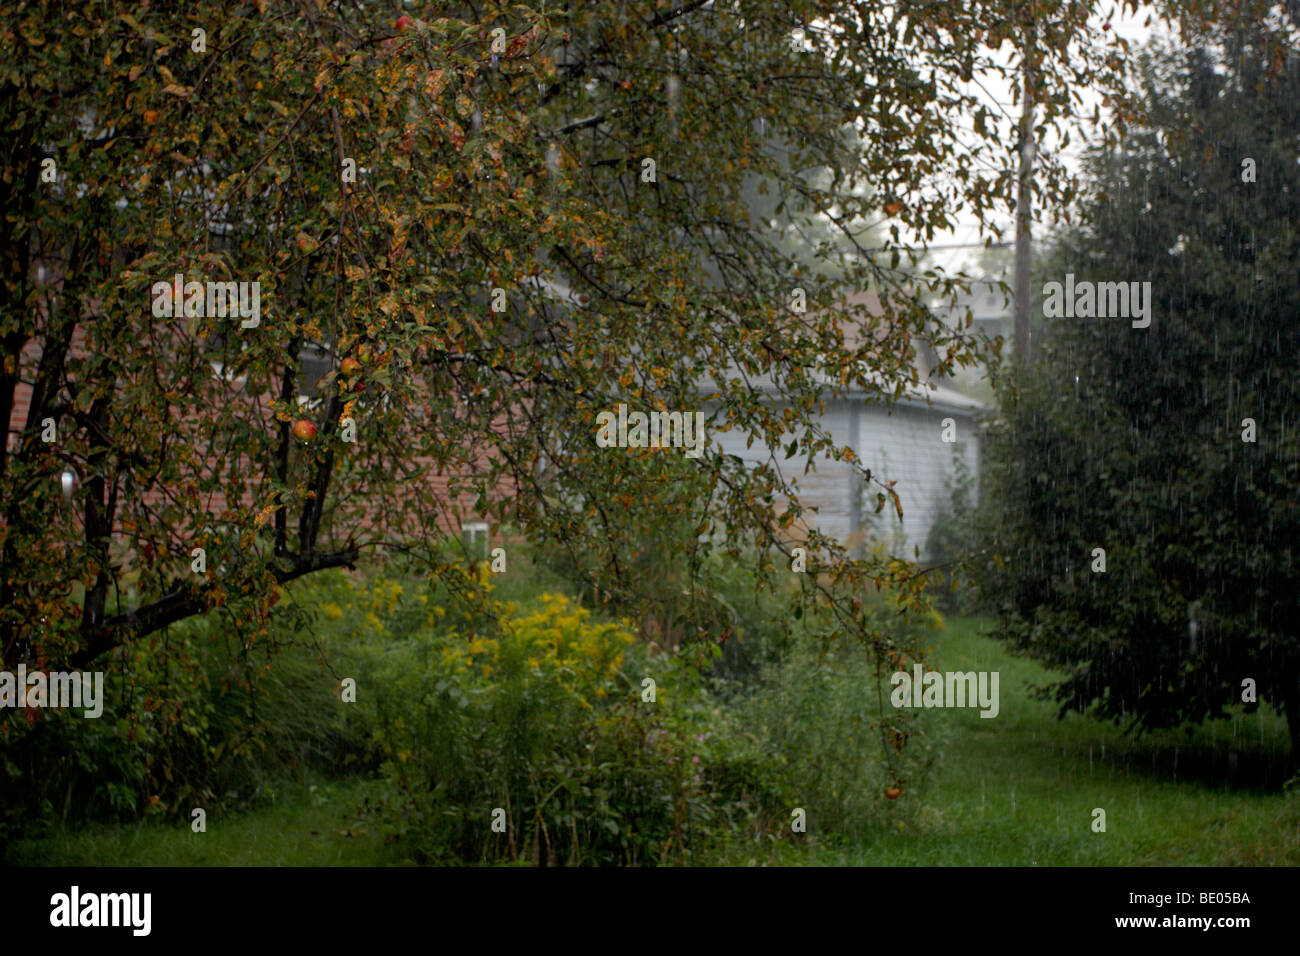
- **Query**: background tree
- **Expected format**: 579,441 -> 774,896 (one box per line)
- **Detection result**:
975,8 -> 1300,762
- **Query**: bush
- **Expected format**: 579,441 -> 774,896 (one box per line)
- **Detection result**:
702,552 -> 801,685
335,568 -> 788,865
0,572 -> 371,855
923,447 -> 980,615
730,608 -> 939,845
972,36 -> 1300,764
1,551 -> 936,865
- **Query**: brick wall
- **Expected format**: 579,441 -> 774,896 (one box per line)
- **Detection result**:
4,323 -> 517,563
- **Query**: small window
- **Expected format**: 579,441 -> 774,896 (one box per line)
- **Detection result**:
206,334 -> 250,388
209,359 -> 248,387
298,344 -> 333,395
460,522 -> 490,562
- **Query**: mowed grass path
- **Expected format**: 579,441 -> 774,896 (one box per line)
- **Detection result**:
815,616 -> 1299,866
12,617 -> 1298,866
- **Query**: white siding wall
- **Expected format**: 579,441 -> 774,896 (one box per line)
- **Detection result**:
855,402 -> 980,560
705,397 -> 980,561
706,401 -> 860,543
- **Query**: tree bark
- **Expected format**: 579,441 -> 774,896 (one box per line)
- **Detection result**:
1013,30 -> 1036,363
68,546 -> 359,669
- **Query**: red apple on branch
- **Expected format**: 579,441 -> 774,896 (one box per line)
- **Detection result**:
292,419 -> 317,442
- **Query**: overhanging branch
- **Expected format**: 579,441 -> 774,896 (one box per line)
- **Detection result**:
68,546 -> 360,669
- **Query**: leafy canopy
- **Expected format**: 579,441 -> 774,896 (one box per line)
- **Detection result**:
2,0 -> 1137,752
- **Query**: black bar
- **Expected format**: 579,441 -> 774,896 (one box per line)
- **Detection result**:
9,865 -> 1293,944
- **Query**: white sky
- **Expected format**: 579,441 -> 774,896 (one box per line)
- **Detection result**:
926,1 -> 1170,276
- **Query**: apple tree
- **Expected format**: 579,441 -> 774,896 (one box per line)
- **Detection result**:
1,1 -> 1140,781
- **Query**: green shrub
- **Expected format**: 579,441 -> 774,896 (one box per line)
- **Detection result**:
923,446 -> 980,615
333,567 -> 788,865
1,551 -> 933,865
0,572 -> 371,854
730,617 -> 939,845
704,553 -> 803,685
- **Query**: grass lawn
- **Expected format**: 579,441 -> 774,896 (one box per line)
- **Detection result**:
8,776 -> 400,866
803,616 -> 1299,866
10,616 -> 1297,866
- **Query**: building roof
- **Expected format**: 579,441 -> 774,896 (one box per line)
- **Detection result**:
697,363 -> 987,416
929,278 -> 1011,338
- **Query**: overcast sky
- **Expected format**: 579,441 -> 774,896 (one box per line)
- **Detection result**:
927,2 -> 1169,276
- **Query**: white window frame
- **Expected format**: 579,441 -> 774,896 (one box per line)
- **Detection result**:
460,522 -> 490,562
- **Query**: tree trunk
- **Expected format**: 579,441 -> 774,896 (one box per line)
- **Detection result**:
1013,29 -> 1036,363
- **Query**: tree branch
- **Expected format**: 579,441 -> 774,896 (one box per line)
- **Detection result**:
69,546 -> 361,669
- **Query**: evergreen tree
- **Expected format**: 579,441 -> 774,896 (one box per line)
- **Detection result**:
977,15 -> 1300,761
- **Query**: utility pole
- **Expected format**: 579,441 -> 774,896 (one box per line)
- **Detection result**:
1013,25 -> 1036,362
